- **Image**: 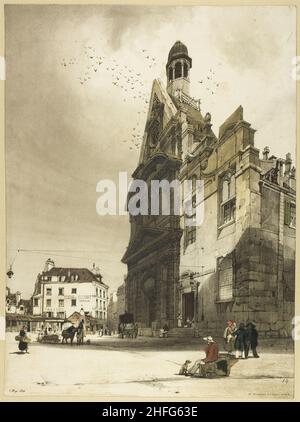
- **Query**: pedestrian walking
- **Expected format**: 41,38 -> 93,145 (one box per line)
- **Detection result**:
18,325 -> 29,354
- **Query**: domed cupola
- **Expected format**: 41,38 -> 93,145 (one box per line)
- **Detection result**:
166,41 -> 192,96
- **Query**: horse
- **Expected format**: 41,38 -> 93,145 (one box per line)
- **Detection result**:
61,326 -> 77,345
76,328 -> 84,345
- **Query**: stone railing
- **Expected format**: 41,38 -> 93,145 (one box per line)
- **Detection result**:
176,90 -> 201,111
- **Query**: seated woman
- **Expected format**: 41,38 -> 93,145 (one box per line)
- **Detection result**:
188,336 -> 219,376
159,323 -> 169,338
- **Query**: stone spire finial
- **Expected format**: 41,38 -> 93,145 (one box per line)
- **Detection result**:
285,153 -> 292,175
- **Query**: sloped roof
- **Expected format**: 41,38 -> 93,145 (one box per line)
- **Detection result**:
167,41 -> 192,68
39,267 -> 107,287
67,311 -> 99,323
219,105 -> 244,139
170,95 -> 204,126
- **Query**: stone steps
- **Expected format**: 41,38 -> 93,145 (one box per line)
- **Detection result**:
168,328 -> 195,338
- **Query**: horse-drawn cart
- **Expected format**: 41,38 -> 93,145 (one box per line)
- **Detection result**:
38,333 -> 60,344
118,313 -> 138,339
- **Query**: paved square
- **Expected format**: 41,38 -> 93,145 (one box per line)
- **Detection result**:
5,333 -> 294,400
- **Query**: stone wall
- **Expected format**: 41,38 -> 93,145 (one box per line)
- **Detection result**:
178,112 -> 295,339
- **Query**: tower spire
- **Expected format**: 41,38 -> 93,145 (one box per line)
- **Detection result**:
166,41 -> 192,97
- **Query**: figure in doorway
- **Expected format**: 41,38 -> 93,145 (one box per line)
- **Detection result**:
177,313 -> 183,328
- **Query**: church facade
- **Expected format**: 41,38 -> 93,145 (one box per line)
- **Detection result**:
122,41 -> 296,338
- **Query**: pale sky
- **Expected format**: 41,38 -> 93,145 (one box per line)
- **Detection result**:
5,5 -> 296,298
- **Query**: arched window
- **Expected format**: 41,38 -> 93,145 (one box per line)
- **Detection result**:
183,63 -> 188,78
175,62 -> 182,79
168,67 -> 173,81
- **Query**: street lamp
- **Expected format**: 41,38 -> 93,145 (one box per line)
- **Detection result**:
6,265 -> 14,279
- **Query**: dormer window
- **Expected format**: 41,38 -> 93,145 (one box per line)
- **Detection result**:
71,274 -> 79,282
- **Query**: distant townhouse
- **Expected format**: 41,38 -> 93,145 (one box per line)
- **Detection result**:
5,287 -> 32,332
31,259 -> 109,322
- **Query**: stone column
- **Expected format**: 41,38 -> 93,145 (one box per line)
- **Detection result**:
160,264 -> 167,324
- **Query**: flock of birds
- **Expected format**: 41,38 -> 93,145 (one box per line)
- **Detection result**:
60,44 -> 158,151
197,67 -> 220,96
60,43 -> 222,152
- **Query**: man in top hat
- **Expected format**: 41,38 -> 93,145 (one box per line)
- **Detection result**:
245,322 -> 259,358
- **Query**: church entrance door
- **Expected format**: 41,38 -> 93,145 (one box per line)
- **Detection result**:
182,292 -> 194,324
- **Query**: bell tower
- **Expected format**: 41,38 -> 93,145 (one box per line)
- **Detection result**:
166,40 -> 192,97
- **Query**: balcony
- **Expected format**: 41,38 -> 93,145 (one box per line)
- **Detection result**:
175,89 -> 201,111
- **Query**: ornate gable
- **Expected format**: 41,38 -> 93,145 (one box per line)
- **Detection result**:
139,79 -> 177,164
146,94 -> 164,154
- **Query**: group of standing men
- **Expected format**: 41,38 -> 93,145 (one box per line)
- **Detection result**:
224,320 -> 259,359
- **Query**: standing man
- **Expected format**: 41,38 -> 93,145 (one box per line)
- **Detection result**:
223,320 -> 236,354
79,307 -> 86,336
245,322 -> 259,358
233,323 -> 247,359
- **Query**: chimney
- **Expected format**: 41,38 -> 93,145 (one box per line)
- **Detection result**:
44,258 -> 55,272
277,158 -> 285,177
16,291 -> 21,306
262,146 -> 270,160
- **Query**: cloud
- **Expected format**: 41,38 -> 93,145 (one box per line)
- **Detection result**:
211,6 -> 294,71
